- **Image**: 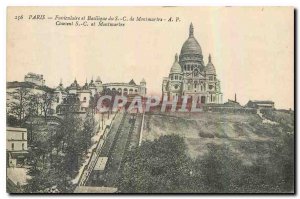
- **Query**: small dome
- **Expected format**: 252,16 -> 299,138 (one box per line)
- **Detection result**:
180,23 -> 203,56
95,76 -> 102,82
170,54 -> 182,74
55,79 -> 64,92
206,54 -> 216,74
82,82 -> 89,90
55,85 -> 64,92
89,79 -> 96,87
70,79 -> 80,89
141,78 -> 146,83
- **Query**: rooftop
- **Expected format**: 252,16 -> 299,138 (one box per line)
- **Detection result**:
7,127 -> 27,132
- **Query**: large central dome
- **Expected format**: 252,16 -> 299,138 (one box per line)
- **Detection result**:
180,23 -> 203,56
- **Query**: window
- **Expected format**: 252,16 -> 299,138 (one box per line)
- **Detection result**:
11,143 -> 14,150
22,143 -> 25,150
83,97 -> 86,101
175,76 -> 178,80
209,76 -> 213,81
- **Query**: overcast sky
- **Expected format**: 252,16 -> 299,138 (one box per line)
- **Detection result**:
7,7 -> 294,109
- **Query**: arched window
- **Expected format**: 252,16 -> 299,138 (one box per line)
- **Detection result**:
83,97 -> 86,102
118,88 -> 122,94
123,88 -> 128,96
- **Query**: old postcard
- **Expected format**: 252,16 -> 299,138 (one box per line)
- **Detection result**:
6,7 -> 294,193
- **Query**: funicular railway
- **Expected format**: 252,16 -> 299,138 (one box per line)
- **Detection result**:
86,109 -> 141,188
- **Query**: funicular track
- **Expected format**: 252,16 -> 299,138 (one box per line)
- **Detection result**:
101,112 -> 137,187
98,112 -> 127,158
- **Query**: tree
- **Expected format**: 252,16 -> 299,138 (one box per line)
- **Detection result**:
7,87 -> 31,125
59,111 -> 83,174
39,92 -> 55,121
6,113 -> 18,126
27,93 -> 40,117
118,135 -> 192,193
82,110 -> 95,153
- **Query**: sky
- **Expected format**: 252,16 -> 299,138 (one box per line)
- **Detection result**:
7,7 -> 294,109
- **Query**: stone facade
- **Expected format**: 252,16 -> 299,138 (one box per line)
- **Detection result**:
24,73 -> 45,86
162,23 -> 222,104
6,127 -> 28,167
54,77 -> 146,114
7,74 -> 146,115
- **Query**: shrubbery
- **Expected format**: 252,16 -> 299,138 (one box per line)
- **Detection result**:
118,134 -> 294,193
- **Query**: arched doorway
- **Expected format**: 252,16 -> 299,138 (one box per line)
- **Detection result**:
201,96 -> 206,104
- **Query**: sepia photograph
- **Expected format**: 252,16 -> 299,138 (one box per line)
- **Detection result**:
6,6 -> 294,194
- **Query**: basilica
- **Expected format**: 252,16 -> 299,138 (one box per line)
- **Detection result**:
162,23 -> 223,104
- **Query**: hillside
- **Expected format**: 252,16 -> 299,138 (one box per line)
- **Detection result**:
143,110 -> 294,163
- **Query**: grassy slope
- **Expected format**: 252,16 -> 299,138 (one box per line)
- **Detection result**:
143,111 -> 294,165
